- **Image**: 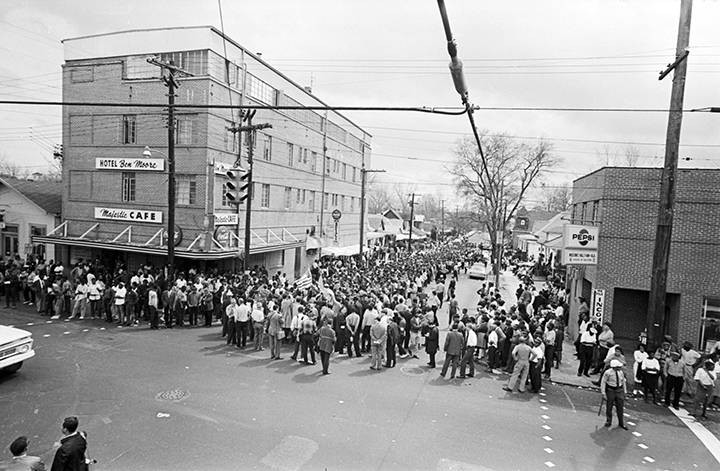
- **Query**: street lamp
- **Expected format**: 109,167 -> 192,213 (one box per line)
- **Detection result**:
142,146 -> 176,281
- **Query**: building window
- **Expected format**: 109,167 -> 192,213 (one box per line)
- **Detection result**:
303,148 -> 308,164
246,73 -> 275,104
591,200 -> 600,224
262,135 -> 272,161
581,202 -> 588,224
225,123 -> 237,153
287,143 -> 294,167
326,157 -> 331,175
333,160 -> 339,173
221,182 -> 232,207
350,197 -> 354,212
324,192 -> 329,210
311,152 -> 318,172
29,225 -> 47,259
340,195 -> 345,211
342,163 -> 347,180
301,189 -> 306,205
296,188 -> 302,205
176,118 -> 193,145
332,193 -> 338,206
261,184 -> 270,208
284,186 -> 292,209
122,172 -> 136,202
352,166 -> 357,183
122,115 -> 136,144
701,297 -> 720,353
309,191 -> 315,211
176,176 -> 197,205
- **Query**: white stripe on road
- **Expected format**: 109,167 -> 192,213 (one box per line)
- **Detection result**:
638,444 -> 648,450
544,462 -> 555,468
542,425 -> 552,430
643,456 -> 655,463
541,415 -> 550,420
632,431 -> 642,437
543,448 -> 554,454
261,435 -> 318,471
542,436 -> 553,441
670,407 -> 720,465
436,459 -> 495,471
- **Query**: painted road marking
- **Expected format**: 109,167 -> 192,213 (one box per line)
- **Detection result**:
63,332 -> 70,335
628,421 -> 636,426
83,329 -> 89,332
261,435 -> 318,471
46,321 -> 52,324
539,399 -> 548,403
100,327 -> 105,330
539,392 -> 547,396
436,459 -> 495,471
544,462 -> 555,468
542,436 -> 553,442
544,448 -> 554,454
541,415 -> 550,420
540,406 -> 549,411
43,334 -> 50,338
542,425 -> 552,430
670,407 -> 720,465
26,323 -> 34,326
643,457 -> 655,463
638,444 -> 648,450
632,431 -> 642,437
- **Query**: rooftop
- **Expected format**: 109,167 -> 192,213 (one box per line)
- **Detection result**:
0,175 -> 62,215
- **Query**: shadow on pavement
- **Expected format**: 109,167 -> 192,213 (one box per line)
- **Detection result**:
292,372 -> 323,383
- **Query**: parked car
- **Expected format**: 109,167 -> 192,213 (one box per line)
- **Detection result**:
468,262 -> 487,280
0,325 -> 35,374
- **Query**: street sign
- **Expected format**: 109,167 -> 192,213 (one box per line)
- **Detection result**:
562,224 -> 598,265
331,209 -> 342,221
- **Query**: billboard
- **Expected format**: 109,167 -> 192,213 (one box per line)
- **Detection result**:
562,224 -> 598,265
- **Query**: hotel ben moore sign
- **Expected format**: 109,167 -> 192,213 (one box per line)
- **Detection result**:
94,207 -> 163,224
95,158 -> 165,171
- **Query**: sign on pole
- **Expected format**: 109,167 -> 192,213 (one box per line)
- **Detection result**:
591,288 -> 605,323
562,224 -> 599,265
332,209 -> 342,221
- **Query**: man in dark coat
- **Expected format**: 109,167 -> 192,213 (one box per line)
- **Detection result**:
425,320 -> 440,368
440,323 -> 464,379
51,417 -> 87,471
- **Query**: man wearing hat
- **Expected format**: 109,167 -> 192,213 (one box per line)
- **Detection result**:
663,350 -> 685,409
600,359 -> 628,429
3,436 -> 45,470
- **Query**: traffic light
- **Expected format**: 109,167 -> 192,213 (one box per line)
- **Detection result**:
224,168 -> 250,205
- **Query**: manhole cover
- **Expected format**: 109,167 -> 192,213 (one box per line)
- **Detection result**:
156,389 -> 190,402
400,366 -> 426,376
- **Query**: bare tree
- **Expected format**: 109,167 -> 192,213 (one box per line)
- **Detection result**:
366,175 -> 393,214
391,182 -> 418,219
597,145 -> 617,166
541,183 -> 572,211
450,133 -> 556,262
0,153 -> 30,178
623,145 -> 641,167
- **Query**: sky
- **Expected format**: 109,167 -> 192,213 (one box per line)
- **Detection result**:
1,0 -> 719,210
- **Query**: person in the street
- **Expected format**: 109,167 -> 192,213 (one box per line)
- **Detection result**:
592,322 -> 614,374
458,318 -> 477,378
680,342 -> 701,397
600,359 -> 628,429
370,315 -> 387,370
542,321 -> 556,379
147,284 -> 159,329
225,297 -> 238,346
691,360 -> 716,419
425,319 -> 439,368
504,336 -> 532,393
251,301 -> 265,351
641,350 -> 661,404
266,303 -> 284,360
299,313 -> 316,364
577,322 -> 597,377
4,436 -> 46,471
316,318 -> 336,375
345,307 -> 360,358
529,337 -> 544,393
664,350 -> 685,409
632,344 -> 648,396
50,416 -> 87,471
440,323 -> 464,379
385,313 -> 400,368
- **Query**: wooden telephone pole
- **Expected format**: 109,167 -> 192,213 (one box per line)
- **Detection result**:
646,0 -> 693,348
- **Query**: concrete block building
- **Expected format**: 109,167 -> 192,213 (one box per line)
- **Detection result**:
36,26 -> 371,279
566,167 -> 720,352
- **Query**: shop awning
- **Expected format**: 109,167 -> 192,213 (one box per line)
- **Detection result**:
365,232 -> 386,240
321,244 -> 361,257
34,221 -> 305,260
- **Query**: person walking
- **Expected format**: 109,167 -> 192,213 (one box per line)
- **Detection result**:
600,359 -> 628,429
440,323 -> 464,379
504,336 -> 532,393
316,318 -> 336,375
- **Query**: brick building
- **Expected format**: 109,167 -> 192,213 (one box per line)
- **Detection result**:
36,26 -> 370,278
566,167 -> 720,352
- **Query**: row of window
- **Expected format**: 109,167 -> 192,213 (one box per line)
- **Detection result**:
121,172 -> 196,205
571,200 -> 600,224
220,180 -> 358,213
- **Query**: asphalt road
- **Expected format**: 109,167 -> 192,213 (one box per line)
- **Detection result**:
0,274 -> 718,471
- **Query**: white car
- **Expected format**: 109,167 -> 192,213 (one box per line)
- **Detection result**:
468,262 -> 488,280
0,325 -> 35,374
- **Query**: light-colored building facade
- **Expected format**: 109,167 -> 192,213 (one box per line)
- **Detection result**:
0,176 -> 62,262
38,26 -> 371,278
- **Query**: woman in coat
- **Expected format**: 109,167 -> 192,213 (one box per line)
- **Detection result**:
425,320 -> 440,368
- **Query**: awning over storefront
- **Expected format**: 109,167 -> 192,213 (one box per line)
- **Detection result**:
365,231 -> 386,240
34,221 -> 305,260
306,235 -> 324,250
321,244 -> 361,257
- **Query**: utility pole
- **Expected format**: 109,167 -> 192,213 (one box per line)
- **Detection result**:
147,58 -> 193,281
495,183 -> 505,288
440,199 -> 445,242
318,112 -> 329,242
359,158 -> 385,264
408,193 -> 417,252
229,111 -> 271,271
647,0 -> 693,348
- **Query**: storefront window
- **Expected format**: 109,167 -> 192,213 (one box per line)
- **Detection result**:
701,297 -> 720,353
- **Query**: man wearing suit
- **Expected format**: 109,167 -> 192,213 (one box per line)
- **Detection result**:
2,436 -> 45,470
440,323 -> 464,379
51,417 -> 87,471
265,303 -> 284,360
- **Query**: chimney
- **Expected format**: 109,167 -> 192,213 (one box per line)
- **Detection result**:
303,86 -> 312,94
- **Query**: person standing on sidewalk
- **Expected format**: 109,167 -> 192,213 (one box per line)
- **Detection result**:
600,359 -> 628,429
691,360 -> 716,419
664,350 -> 685,409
